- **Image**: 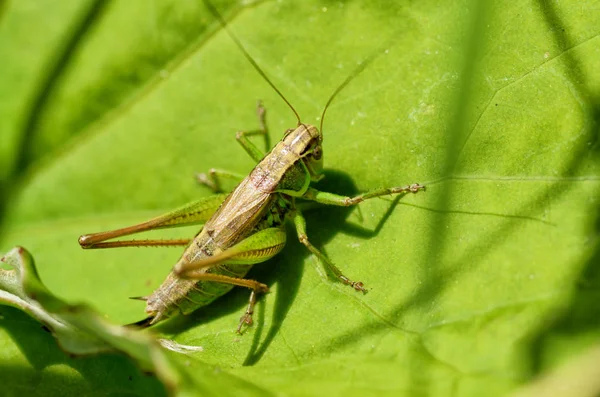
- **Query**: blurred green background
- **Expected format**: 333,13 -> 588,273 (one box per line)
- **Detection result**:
1,0 -> 599,396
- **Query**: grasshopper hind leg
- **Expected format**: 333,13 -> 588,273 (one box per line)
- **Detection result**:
176,227 -> 287,332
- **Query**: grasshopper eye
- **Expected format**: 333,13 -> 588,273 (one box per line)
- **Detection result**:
312,146 -> 322,160
300,141 -> 322,159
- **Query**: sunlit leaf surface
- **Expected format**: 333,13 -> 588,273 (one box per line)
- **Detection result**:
1,0 -> 599,395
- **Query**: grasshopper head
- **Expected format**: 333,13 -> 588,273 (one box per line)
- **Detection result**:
283,123 -> 323,179
300,124 -> 323,180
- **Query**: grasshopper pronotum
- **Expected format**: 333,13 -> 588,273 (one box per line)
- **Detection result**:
78,1 -> 425,332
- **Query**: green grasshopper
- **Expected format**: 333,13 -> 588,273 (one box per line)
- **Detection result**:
78,1 -> 424,332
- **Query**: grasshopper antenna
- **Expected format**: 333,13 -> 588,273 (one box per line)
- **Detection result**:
203,0 -> 302,125
320,45 -> 391,135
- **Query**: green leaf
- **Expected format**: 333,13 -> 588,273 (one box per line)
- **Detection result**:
0,247 -> 273,396
1,0 -> 599,396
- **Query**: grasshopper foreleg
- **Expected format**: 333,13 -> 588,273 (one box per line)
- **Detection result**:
234,101 -> 269,162
291,209 -> 366,293
302,183 -> 425,207
196,168 -> 246,193
196,102 -> 270,193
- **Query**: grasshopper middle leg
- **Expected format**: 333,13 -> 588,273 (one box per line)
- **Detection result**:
291,209 -> 366,292
292,183 -> 425,291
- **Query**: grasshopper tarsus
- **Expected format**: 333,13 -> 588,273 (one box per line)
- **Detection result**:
406,183 -> 425,193
237,289 -> 259,334
196,168 -> 247,193
196,168 -> 223,193
352,281 -> 368,294
237,313 -> 253,334
340,276 -> 368,294
256,100 -> 267,134
255,100 -> 271,151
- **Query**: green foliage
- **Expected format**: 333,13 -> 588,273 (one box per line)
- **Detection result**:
1,0 -> 599,396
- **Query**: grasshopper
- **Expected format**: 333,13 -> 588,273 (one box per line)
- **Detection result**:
78,1 -> 424,332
